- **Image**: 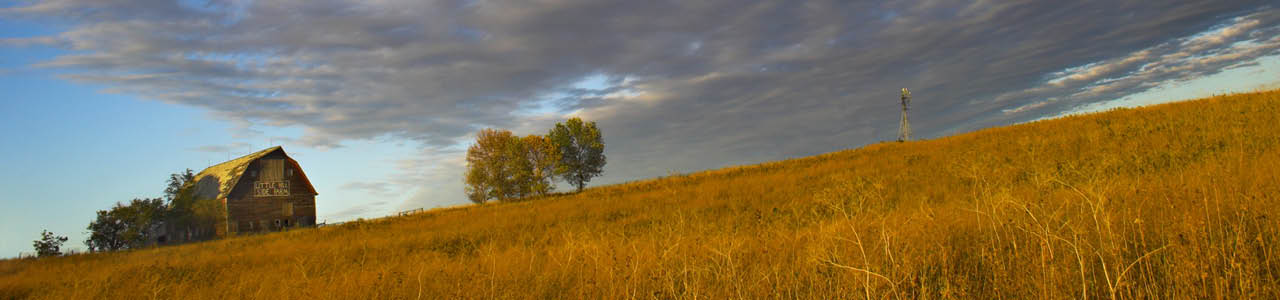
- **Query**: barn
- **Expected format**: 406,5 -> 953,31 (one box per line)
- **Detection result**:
190,146 -> 318,237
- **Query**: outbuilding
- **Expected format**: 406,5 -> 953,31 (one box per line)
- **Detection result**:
190,146 -> 318,236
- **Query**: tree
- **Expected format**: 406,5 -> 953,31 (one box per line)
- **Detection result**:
164,169 -> 195,203
189,197 -> 227,239
85,208 -> 127,252
465,129 -> 521,203
85,198 -> 165,252
163,169 -> 208,242
547,117 -> 606,192
520,135 -> 560,197
464,129 -> 563,203
32,230 -> 68,257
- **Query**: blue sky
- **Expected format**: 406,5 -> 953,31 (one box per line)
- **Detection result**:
2,0 -> 1279,257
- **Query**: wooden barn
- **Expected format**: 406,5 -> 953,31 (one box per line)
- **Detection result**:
190,146 -> 318,237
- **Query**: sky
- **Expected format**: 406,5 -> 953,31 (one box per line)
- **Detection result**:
2,0 -> 1279,257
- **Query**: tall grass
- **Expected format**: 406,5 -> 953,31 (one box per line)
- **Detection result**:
4,90 -> 1280,299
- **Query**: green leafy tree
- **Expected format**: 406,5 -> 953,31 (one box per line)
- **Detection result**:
84,198 -> 165,252
547,117 -> 606,192
464,130 -> 563,203
164,169 -> 195,203
85,209 -> 127,252
160,169 -> 226,241
190,197 -> 227,238
163,169 -> 201,242
32,230 -> 68,257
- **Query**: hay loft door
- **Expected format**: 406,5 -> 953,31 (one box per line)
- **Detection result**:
254,159 -> 290,197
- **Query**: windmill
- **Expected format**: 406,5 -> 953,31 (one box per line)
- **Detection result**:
898,88 -> 912,142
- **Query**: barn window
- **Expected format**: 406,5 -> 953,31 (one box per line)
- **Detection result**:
274,219 -> 281,228
287,168 -> 294,177
284,219 -> 291,227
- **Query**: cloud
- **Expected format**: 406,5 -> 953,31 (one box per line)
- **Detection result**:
7,0 -> 1280,205
387,145 -> 468,210
0,36 -> 61,47
989,10 -> 1280,120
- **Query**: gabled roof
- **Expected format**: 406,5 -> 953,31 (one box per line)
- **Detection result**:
191,146 -> 317,200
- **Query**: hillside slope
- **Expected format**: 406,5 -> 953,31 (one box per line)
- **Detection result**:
4,90 -> 1280,299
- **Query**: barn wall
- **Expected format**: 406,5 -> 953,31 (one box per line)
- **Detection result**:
226,152 -> 318,234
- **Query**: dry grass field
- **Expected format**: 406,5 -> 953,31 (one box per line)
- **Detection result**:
4,90 -> 1280,299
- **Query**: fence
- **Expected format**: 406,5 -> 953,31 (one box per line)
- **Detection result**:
396,208 -> 425,217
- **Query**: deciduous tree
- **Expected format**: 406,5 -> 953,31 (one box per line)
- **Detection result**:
547,117 -> 606,192
520,135 -> 560,197
163,169 -> 200,242
85,198 -> 165,252
464,129 -> 563,203
164,169 -> 195,203
32,230 -> 68,257
465,129 -> 520,203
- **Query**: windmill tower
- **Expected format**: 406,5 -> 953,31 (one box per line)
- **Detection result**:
898,88 -> 912,142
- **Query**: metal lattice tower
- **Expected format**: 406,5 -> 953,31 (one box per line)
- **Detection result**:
898,88 -> 911,142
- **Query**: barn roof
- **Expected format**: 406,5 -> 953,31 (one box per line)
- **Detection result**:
191,146 -> 317,200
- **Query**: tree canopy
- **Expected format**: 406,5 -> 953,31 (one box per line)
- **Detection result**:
547,117 -> 606,192
463,117 -> 605,203
464,129 -> 562,203
85,198 -> 165,252
32,230 -> 68,257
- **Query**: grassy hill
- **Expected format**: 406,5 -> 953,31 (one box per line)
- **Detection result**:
4,90 -> 1280,299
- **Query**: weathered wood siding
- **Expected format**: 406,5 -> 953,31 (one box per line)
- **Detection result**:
225,151 -> 318,234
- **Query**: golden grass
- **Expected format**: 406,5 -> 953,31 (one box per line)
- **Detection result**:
5,90 -> 1280,299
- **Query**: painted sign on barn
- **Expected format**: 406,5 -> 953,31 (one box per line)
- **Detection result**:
255,181 -> 291,196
